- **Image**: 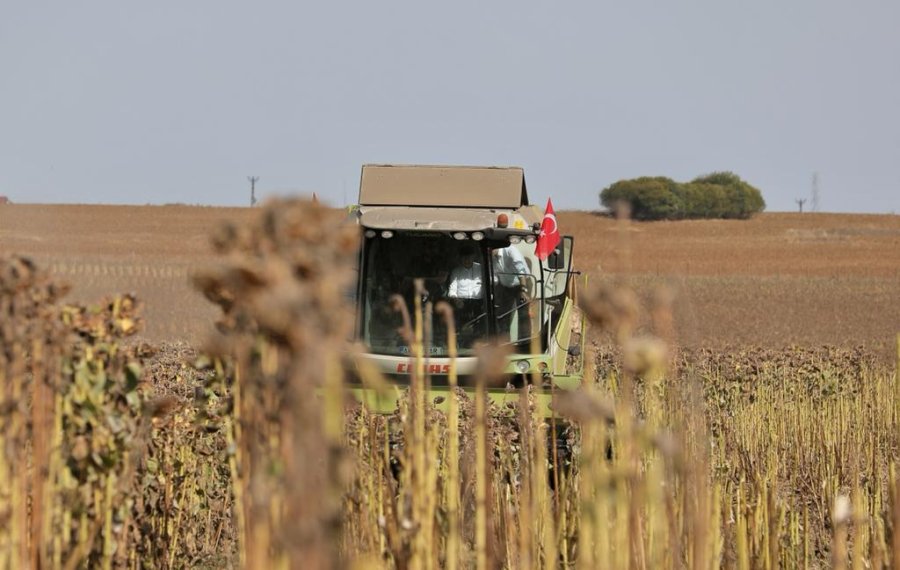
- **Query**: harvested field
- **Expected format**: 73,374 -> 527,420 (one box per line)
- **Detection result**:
2,204 -> 897,357
0,204 -> 254,344
565,211 -> 900,360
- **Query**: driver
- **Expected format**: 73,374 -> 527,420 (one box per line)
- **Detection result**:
492,244 -> 531,341
446,245 -> 484,336
447,244 -> 482,302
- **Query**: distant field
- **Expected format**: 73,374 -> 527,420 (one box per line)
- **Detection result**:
1,204 -> 898,357
560,211 -> 900,359
0,204 -> 254,344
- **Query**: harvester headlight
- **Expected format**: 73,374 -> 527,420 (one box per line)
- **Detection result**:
381,230 -> 394,239
452,232 -> 467,240
524,235 -> 536,244
515,360 -> 530,374
471,231 -> 485,241
509,235 -> 522,244
364,229 -> 376,238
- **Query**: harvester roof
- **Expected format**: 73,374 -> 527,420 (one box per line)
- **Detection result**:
355,165 -> 541,233
358,164 -> 529,208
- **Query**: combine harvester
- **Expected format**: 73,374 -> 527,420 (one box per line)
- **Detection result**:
349,164 -> 584,415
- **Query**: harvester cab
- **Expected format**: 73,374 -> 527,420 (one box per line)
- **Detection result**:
349,164 -> 584,414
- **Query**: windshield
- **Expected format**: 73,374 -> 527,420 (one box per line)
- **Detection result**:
360,233 -> 490,356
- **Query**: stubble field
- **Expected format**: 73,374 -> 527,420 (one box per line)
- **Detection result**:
2,204 -> 897,357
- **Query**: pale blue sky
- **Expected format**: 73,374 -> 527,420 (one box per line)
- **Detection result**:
2,1 -> 898,213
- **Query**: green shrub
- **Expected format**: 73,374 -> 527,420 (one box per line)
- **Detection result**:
600,172 -> 765,220
691,172 -> 766,219
599,177 -> 681,221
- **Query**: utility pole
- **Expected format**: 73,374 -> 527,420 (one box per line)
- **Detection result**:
811,172 -> 820,212
248,176 -> 259,207
796,198 -> 806,213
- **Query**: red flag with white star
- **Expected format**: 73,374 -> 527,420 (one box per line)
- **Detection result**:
534,198 -> 561,261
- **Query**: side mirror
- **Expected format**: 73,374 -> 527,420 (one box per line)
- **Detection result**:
547,246 -> 565,269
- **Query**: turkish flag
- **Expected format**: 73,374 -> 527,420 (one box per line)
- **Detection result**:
534,198 -> 561,261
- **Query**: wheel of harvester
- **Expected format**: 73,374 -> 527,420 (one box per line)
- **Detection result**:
548,420 -> 577,491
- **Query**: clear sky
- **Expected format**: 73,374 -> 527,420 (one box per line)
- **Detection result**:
2,1 -> 898,213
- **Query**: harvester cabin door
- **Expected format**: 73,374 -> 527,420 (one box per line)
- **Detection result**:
542,236 -> 574,298
540,236 -> 575,342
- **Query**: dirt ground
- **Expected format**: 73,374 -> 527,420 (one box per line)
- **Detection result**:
2,204 -> 898,359
560,211 -> 900,359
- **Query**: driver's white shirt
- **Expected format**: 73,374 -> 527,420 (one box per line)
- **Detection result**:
493,246 -> 529,287
447,263 -> 483,299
